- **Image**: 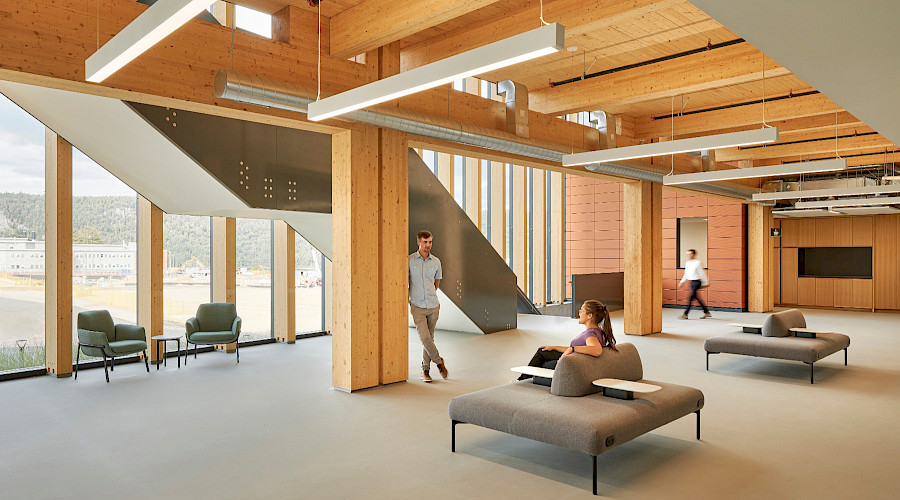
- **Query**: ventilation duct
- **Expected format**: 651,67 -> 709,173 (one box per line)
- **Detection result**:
497,80 -> 529,138
213,69 -> 756,200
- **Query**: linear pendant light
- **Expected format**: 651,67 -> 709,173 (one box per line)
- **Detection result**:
794,195 -> 900,209
307,23 -> 565,122
662,158 -> 848,185
86,0 -> 216,83
752,184 -> 900,201
562,127 -> 778,167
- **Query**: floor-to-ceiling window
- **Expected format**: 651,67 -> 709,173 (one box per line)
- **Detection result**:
162,214 -> 211,344
0,95 -> 46,372
236,218 -> 272,341
71,150 -> 138,360
295,232 -> 323,334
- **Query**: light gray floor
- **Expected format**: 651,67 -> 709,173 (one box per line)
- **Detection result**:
1,307 -> 899,499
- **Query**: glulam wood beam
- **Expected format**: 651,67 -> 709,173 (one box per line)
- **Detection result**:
530,43 -> 789,116
633,93 -> 841,140
716,133 -> 895,162
330,0 -> 503,59
401,0 -> 680,70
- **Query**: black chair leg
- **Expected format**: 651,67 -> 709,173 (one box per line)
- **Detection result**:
184,342 -> 188,366
144,350 -> 150,372
809,362 -> 814,384
236,342 -> 239,364
844,348 -> 848,366
451,420 -> 459,452
706,352 -> 709,370
696,410 -> 701,440
75,344 -> 81,380
110,356 -> 114,371
592,455 -> 598,495
103,355 -> 109,383
195,343 -> 198,359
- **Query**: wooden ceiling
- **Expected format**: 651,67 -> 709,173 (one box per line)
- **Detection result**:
231,0 -> 896,173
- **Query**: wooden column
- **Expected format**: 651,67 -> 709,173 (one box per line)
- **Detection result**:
274,220 -> 296,343
212,216 -> 236,351
323,258 -> 333,333
624,180 -> 662,335
378,127 -> 409,385
748,204 -> 775,312
331,127 -> 381,391
45,129 -> 72,377
512,164 -> 527,291
532,170 -> 546,305
138,196 -> 163,363
550,170 -> 564,303
489,160 -> 505,257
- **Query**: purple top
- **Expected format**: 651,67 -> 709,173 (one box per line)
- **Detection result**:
570,327 -> 606,347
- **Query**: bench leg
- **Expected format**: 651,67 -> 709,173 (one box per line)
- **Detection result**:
592,454 -> 597,495
451,420 -> 460,452
807,362 -> 814,384
706,352 -> 709,371
844,348 -> 848,366
695,410 -> 701,440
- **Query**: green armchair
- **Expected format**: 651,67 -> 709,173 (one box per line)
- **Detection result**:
185,303 -> 242,364
76,310 -> 149,382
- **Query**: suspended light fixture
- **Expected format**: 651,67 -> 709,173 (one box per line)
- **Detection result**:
563,127 -> 778,167
752,184 -> 900,202
307,23 -> 565,121
794,195 -> 900,209
86,0 -> 216,82
662,158 -> 847,185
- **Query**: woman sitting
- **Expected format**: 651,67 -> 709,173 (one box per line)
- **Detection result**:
517,299 -> 617,380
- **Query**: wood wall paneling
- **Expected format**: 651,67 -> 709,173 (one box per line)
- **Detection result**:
781,248 -> 798,304
852,216 -> 873,246
874,214 -> 899,310
797,277 -> 816,305
815,278 -> 834,308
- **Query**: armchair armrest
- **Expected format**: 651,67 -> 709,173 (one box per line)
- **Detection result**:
185,317 -> 199,339
115,323 -> 146,341
232,316 -> 242,336
77,329 -> 110,348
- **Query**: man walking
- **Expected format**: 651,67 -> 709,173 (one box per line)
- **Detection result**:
679,248 -> 711,319
409,230 -> 448,383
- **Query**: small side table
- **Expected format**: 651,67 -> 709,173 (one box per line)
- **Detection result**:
151,333 -> 183,370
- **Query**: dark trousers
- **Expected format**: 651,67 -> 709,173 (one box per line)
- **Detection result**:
685,279 -> 709,314
517,348 -> 563,380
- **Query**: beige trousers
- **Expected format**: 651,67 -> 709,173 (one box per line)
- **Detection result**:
410,303 -> 441,371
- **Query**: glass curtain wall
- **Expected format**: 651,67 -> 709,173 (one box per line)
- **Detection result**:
295,231 -> 324,333
0,95 -> 46,372
71,150 -> 138,361
162,214 -> 211,343
236,218 -> 272,341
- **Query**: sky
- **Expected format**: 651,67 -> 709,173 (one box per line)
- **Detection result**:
0,5 -> 272,198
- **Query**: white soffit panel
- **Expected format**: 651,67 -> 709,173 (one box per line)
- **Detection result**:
773,209 -> 842,218
834,206 -> 900,216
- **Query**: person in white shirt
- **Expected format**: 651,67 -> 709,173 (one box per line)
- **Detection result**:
679,249 -> 711,319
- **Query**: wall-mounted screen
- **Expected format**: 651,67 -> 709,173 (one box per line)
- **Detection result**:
799,247 -> 872,279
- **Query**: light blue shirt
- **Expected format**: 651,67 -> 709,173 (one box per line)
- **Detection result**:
408,251 -> 442,309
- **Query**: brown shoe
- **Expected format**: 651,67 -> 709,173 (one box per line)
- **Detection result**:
421,369 -> 433,383
437,358 -> 449,379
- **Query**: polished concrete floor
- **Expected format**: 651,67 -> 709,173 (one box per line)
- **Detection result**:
1,307 -> 899,499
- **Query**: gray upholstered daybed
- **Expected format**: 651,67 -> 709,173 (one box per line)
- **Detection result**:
704,309 -> 850,384
448,343 -> 704,495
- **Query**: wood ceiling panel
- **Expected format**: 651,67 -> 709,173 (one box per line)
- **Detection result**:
236,0 -> 362,17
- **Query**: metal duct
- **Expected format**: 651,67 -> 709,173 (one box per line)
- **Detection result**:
214,69 -> 756,200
